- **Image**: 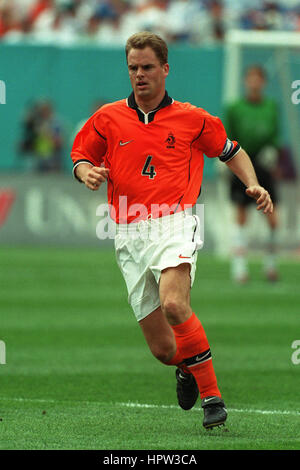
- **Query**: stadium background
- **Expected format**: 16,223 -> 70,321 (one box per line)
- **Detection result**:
0,0 -> 300,451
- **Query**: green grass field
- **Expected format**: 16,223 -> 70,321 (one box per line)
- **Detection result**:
0,246 -> 299,450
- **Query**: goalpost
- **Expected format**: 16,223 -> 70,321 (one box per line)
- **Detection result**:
213,30 -> 300,256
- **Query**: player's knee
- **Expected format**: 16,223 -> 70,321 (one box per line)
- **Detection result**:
161,297 -> 190,325
150,341 -> 176,363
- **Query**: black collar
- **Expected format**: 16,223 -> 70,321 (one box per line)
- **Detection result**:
127,91 -> 173,124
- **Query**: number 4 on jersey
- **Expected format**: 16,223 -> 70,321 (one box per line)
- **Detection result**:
142,155 -> 156,180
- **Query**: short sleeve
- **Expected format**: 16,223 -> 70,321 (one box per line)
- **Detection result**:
198,112 -> 241,162
71,112 -> 107,170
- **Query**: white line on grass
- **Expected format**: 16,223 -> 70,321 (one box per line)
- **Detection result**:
0,396 -> 299,417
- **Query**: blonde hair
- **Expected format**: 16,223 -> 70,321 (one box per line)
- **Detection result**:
125,32 -> 168,65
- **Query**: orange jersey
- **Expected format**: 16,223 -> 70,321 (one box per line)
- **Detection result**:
71,92 -> 240,223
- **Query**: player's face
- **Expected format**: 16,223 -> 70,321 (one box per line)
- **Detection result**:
245,71 -> 265,96
127,47 -> 169,103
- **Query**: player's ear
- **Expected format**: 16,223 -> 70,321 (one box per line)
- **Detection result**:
163,63 -> 169,78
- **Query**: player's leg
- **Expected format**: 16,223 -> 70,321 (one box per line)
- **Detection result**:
139,303 -> 200,417
118,213 -> 226,427
139,303 -> 200,412
159,262 -> 192,326
159,263 -> 221,397
139,306 -> 177,364
139,263 -> 226,427
230,176 -> 250,283
138,267 -> 191,369
264,204 -> 279,281
258,169 -> 280,281
231,204 -> 249,283
160,263 -> 226,427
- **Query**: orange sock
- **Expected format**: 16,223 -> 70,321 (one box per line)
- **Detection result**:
168,312 -> 221,399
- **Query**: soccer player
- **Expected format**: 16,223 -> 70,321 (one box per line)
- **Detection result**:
224,65 -> 280,283
71,32 -> 273,429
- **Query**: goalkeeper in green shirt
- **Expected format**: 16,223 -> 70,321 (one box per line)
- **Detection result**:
224,65 -> 280,283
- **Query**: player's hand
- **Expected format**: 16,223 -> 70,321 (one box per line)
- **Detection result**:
82,166 -> 110,191
245,185 -> 273,214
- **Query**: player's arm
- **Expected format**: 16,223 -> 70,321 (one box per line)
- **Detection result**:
197,112 -> 273,214
225,148 -> 273,214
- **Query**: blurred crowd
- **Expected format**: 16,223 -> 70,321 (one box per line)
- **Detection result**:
0,0 -> 299,46
19,99 -> 64,172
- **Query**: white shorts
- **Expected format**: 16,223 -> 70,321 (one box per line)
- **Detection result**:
114,210 -> 203,322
